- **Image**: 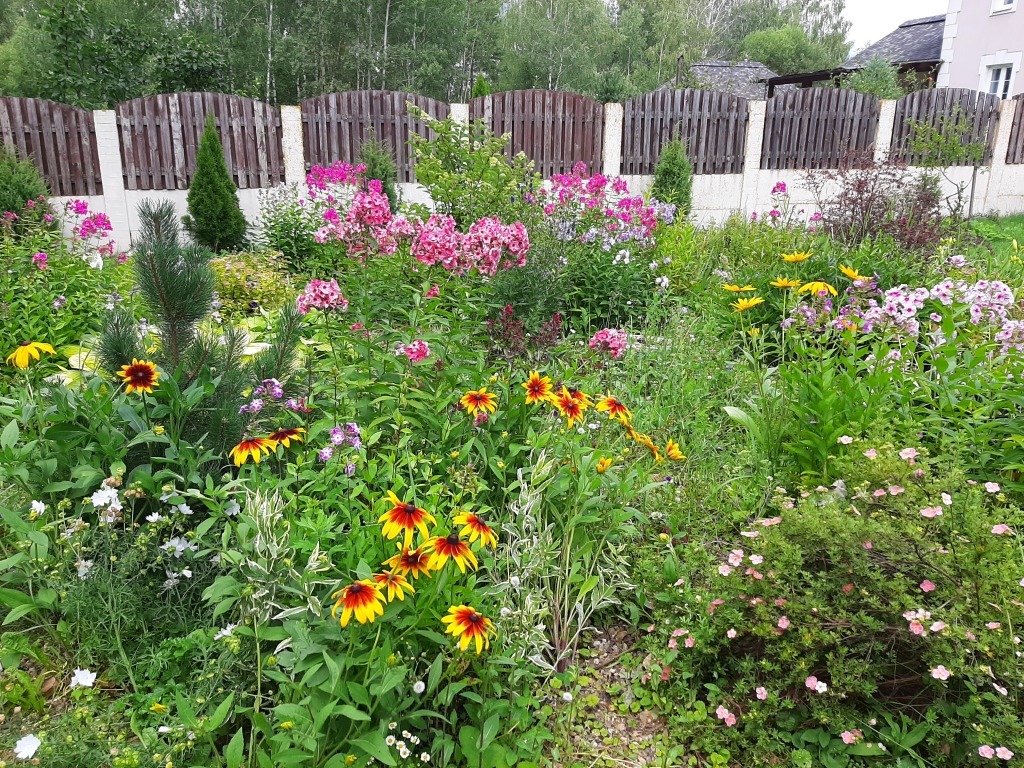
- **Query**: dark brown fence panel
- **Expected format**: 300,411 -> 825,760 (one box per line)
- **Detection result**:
891,88 -> 1001,166
469,91 -> 603,178
115,93 -> 284,191
0,97 -> 103,197
1006,94 -> 1024,165
761,88 -> 879,170
300,91 -> 449,183
621,89 -> 748,175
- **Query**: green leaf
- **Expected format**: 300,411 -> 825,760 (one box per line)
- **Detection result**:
224,728 -> 245,768
335,704 -> 370,721
207,692 -> 235,730
0,420 -> 18,449
352,733 -> 398,766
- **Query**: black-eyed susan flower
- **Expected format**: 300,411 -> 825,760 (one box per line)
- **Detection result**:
521,371 -> 554,405
839,265 -> 865,281
372,571 -> 415,602
118,358 -> 160,394
627,427 -> 663,461
426,533 -> 479,573
781,251 -> 812,263
331,579 -> 386,627
730,296 -> 766,313
229,436 -> 278,466
267,427 -> 306,448
596,457 -> 614,474
722,284 -> 755,292
379,491 -> 436,547
383,545 -> 433,579
460,387 -> 498,416
6,341 -> 56,369
666,439 -> 686,461
552,386 -> 591,429
596,395 -> 632,424
798,281 -> 837,297
453,511 -> 497,548
769,277 -> 801,289
442,605 -> 496,654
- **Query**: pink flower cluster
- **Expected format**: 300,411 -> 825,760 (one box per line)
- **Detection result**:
715,705 -> 737,727
306,161 -> 366,200
32,251 -> 48,270
315,183 -> 414,260
295,279 -> 348,315
398,340 -> 430,363
411,215 -> 530,276
588,328 -> 628,359
76,212 -> 112,240
978,746 -> 1014,760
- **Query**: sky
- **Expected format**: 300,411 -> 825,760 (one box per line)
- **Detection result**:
843,0 -> 949,54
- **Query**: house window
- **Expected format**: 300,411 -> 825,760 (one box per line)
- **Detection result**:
991,0 -> 1017,14
988,65 -> 1013,98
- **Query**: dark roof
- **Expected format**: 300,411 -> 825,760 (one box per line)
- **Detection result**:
682,59 -> 796,99
844,15 -> 945,69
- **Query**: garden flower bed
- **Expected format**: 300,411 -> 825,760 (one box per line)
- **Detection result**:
1,120 -> 1022,768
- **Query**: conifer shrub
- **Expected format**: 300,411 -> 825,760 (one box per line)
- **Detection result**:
471,74 -> 492,98
358,132 -> 399,213
651,138 -> 693,218
0,146 -> 50,238
183,114 -> 247,252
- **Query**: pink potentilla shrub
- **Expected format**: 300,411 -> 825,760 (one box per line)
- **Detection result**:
588,328 -> 628,359
841,730 -> 863,745
295,279 -> 348,315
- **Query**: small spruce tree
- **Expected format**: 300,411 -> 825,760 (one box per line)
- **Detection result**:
183,114 -> 247,251
651,138 -> 694,217
471,74 -> 492,98
358,132 -> 399,213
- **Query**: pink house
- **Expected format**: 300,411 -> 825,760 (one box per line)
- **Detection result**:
937,0 -> 1024,97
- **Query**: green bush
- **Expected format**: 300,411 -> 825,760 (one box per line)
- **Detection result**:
842,57 -> 906,100
183,114 -> 248,252
358,133 -> 399,214
471,74 -> 492,98
646,444 -> 1024,765
0,146 -> 50,238
210,249 -> 296,318
651,138 -> 693,217
256,184 -> 328,270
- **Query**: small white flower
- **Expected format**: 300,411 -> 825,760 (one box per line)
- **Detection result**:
412,681 -> 426,694
399,747 -> 411,759
402,731 -> 412,739
76,559 -> 94,579
386,735 -> 396,746
815,681 -> 828,693
420,753 -> 431,763
30,500 -> 46,514
509,576 -> 520,588
15,733 -> 41,759
214,624 -> 238,641
158,725 -> 172,733
561,692 -> 573,702
388,721 -> 397,730
160,536 -> 197,557
225,499 -> 240,517
70,667 -> 97,688
175,503 -> 193,516
85,252 -> 103,269
159,488 -> 176,502
90,486 -> 119,508
146,512 -> 163,523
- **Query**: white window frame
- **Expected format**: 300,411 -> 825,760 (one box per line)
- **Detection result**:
991,0 -> 1017,15
979,51 -> 1022,98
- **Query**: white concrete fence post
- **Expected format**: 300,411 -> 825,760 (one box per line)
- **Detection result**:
602,102 -> 624,178
874,100 -> 898,164
91,109 -> 132,248
739,101 -> 767,214
280,105 -> 306,186
449,103 -> 470,126
984,99 -> 1018,214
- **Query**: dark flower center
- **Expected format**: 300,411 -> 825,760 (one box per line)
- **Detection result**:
349,583 -> 364,594
446,533 -> 460,546
404,503 -> 418,515
467,612 -> 481,624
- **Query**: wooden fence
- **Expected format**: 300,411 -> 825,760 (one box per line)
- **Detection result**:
115,93 -> 285,191
0,97 -> 103,196
761,88 -> 879,170
3,88 -> 1024,202
621,89 -> 748,175
301,91 -> 450,183
890,88 -> 1002,166
1007,94 -> 1024,165
469,91 -> 604,178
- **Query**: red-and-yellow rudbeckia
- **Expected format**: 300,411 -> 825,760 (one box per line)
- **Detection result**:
229,436 -> 279,466
442,605 -> 496,654
596,395 -> 632,424
460,387 -> 498,416
666,438 -> 686,461
331,580 -> 386,627
383,546 -> 433,580
6,341 -> 55,369
453,511 -> 497,548
552,386 -> 592,429
267,427 -> 306,448
521,371 -> 554,405
379,491 -> 436,547
118,358 -> 160,394
426,533 -> 479,573
372,571 -> 415,602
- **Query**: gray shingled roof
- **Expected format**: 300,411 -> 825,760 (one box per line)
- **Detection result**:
687,60 -> 795,100
844,15 -> 945,69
